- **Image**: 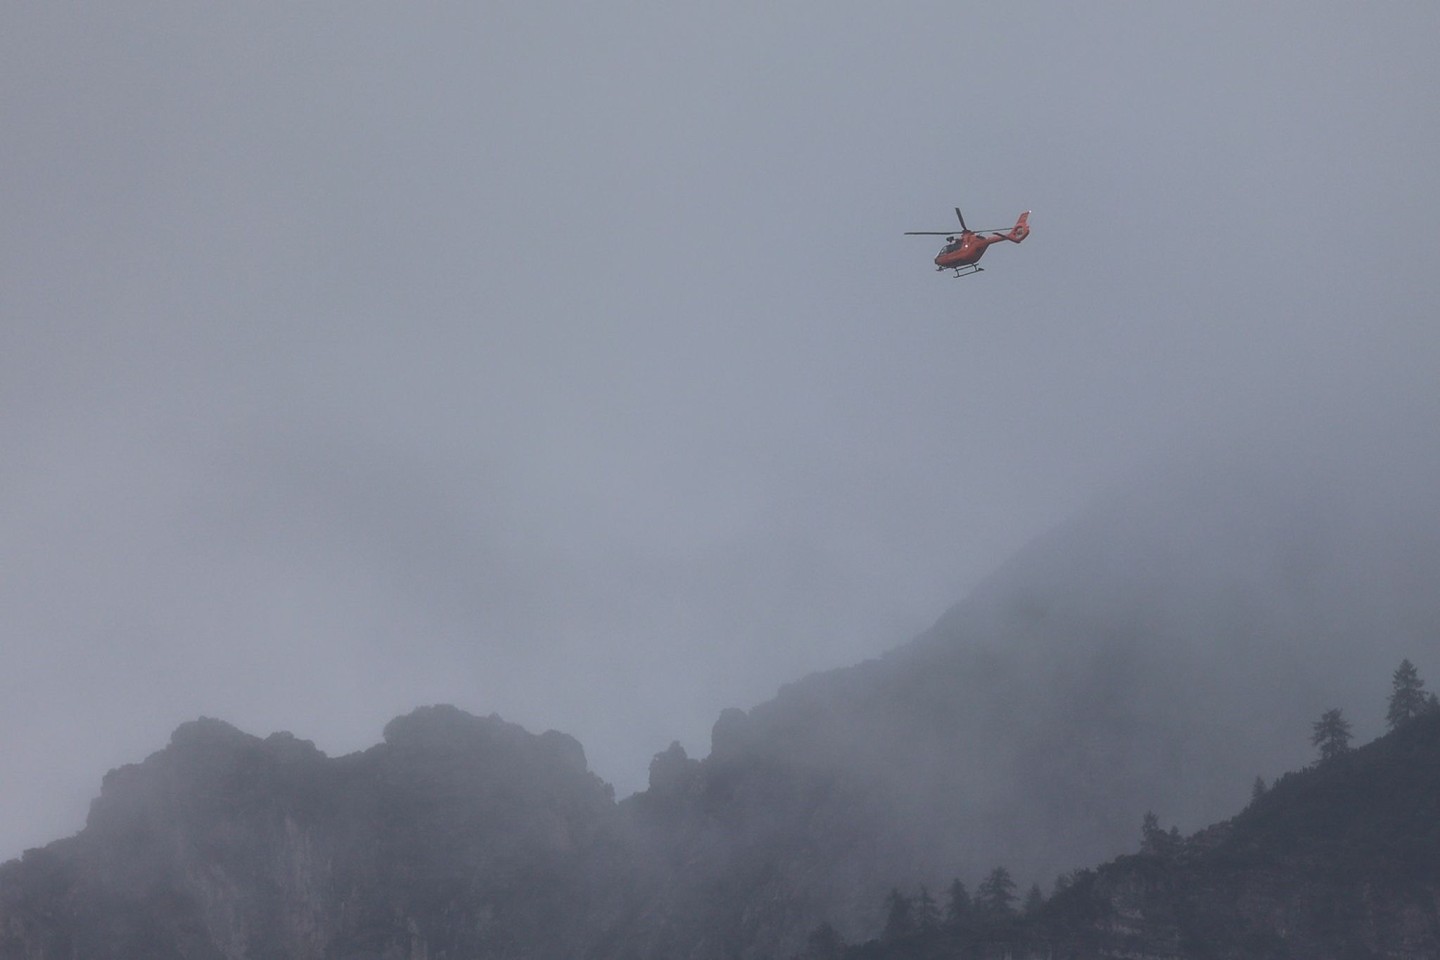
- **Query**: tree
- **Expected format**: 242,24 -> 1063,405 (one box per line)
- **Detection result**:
882,888 -> 914,941
1023,883 -> 1045,916
914,886 -> 940,933
944,878 -> 971,927
1052,871 -> 1077,896
1311,707 -> 1352,762
1250,775 -> 1267,804
1140,811 -> 1164,854
1141,811 -> 1180,858
1387,659 -> 1430,730
976,867 -> 1017,918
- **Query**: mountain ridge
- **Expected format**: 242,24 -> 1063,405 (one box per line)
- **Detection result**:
835,709 -> 1440,959
3,438 -> 1438,958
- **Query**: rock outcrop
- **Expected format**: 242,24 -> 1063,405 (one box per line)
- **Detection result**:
0,707 -> 641,960
5,704 -> 1440,959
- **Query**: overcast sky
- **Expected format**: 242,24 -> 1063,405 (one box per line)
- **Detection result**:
3,3 -> 1438,860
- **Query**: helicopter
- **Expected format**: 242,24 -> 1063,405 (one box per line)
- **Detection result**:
906,207 -> 1030,277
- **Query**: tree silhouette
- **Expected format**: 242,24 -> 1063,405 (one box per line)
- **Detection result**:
914,886 -> 940,933
1052,871 -> 1077,896
944,878 -> 970,927
882,888 -> 913,941
1387,659 -> 1430,730
1140,811 -> 1164,853
1140,811 -> 1181,858
1250,775 -> 1267,804
976,867 -> 1017,918
1311,708 -> 1352,762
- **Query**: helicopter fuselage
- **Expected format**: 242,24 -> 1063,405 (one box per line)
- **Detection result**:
909,210 -> 1031,277
933,231 -> 1008,270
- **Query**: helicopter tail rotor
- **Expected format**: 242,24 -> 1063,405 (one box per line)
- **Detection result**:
1007,210 -> 1031,243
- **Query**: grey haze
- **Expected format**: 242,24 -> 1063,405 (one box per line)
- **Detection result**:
2,3 -> 1438,862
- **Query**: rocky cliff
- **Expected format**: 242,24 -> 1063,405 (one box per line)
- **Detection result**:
0,707 -> 642,960
5,704 -> 1440,959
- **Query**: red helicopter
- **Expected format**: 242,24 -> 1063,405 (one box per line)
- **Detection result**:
906,207 -> 1030,277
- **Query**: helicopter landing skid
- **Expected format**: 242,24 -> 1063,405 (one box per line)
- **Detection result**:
937,264 -> 984,278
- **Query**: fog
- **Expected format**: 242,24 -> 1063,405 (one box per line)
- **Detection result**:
3,4 -> 1438,861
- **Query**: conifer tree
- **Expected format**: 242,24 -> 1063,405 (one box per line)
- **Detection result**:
1250,775 -> 1266,804
914,886 -> 940,933
1140,811 -> 1181,858
1311,707 -> 1352,762
1023,883 -> 1045,916
882,888 -> 914,941
1140,811 -> 1164,854
976,867 -> 1017,918
945,878 -> 971,927
1387,659 -> 1429,730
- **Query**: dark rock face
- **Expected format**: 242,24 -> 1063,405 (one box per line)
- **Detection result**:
0,707 -> 643,960
3,445 -> 1438,959
4,704 -> 1440,959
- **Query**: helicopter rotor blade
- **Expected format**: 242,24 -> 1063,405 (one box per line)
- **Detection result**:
905,227 -> 1008,235
954,208 -> 968,231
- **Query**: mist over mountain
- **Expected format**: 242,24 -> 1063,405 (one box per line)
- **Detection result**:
827,708 -> 1440,960
2,430 -> 1437,959
656,423 -> 1440,915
